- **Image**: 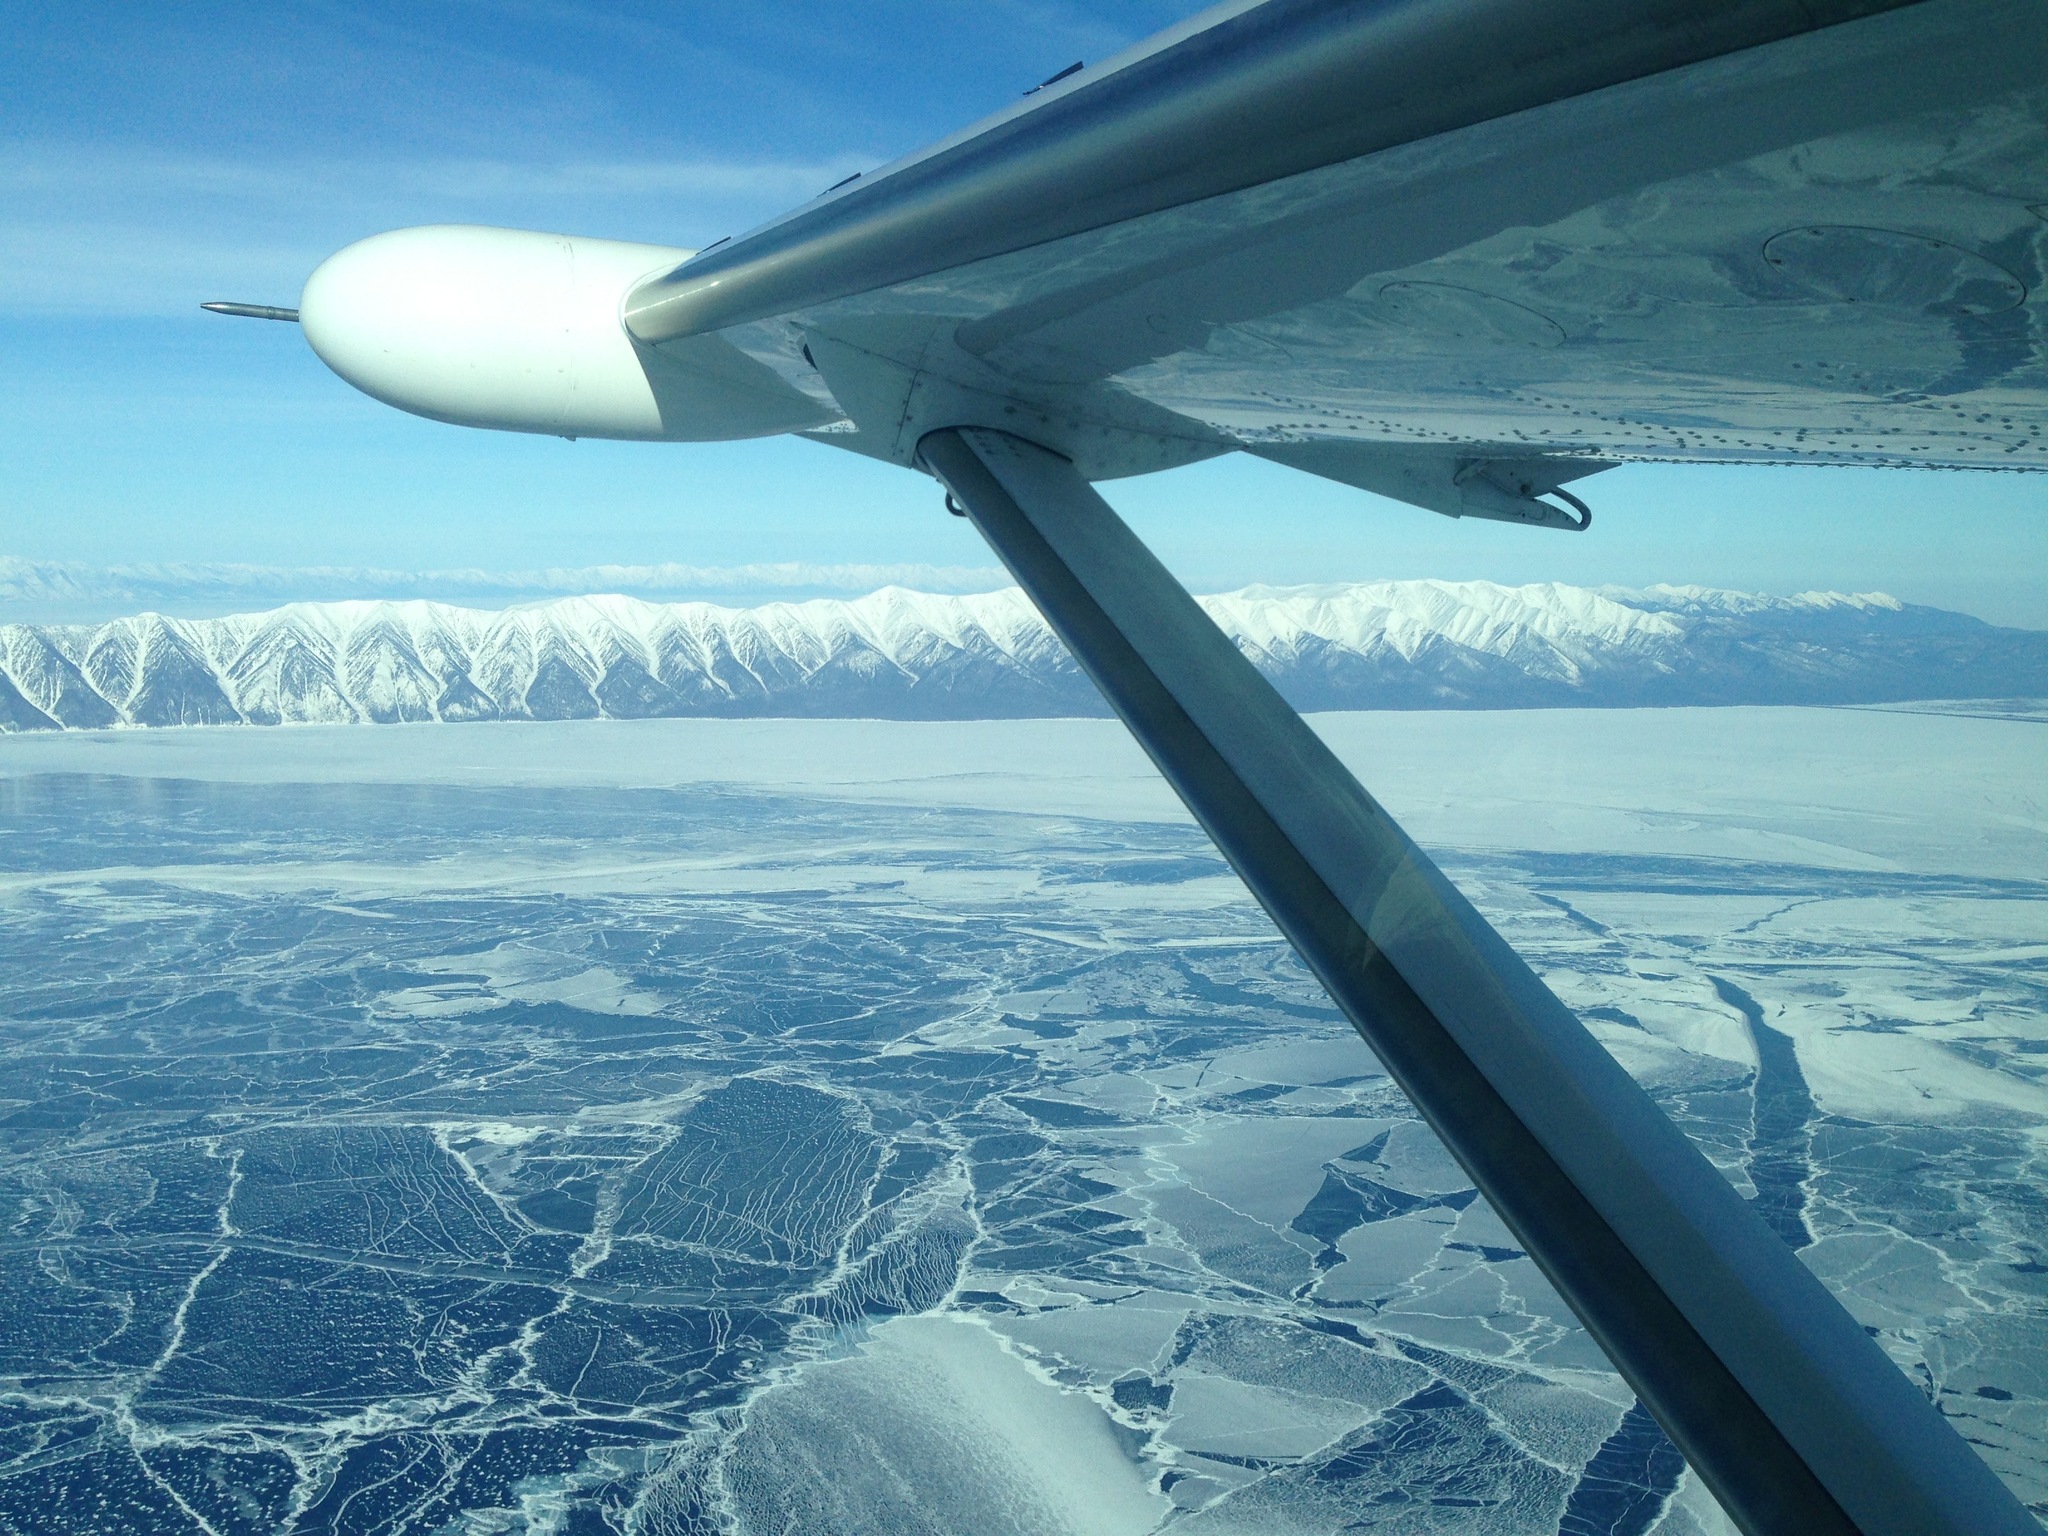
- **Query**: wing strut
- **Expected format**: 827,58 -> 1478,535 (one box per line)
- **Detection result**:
917,426 -> 2036,1536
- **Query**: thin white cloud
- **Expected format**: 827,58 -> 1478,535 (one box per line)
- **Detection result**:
0,144 -> 865,205
0,143 -> 873,317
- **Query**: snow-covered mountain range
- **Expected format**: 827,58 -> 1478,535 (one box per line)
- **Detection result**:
1,582 -> 2041,731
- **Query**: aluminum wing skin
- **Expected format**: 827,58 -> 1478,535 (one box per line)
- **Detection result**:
627,0 -> 2048,502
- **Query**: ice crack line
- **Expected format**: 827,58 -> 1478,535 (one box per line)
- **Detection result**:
1712,975 -> 1816,1251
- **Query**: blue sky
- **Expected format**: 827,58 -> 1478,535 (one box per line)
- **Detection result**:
4,0 -> 2043,625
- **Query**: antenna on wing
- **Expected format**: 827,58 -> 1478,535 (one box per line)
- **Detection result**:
201,302 -> 299,322
1024,61 -> 1083,94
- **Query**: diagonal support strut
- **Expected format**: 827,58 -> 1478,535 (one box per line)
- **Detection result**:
917,426 -> 2037,1536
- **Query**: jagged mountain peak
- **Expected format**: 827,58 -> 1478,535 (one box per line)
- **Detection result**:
0,581 -> 2037,732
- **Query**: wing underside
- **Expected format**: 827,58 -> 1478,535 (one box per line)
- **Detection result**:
627,0 -> 2048,491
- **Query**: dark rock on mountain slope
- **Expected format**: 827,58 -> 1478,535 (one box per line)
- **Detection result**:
0,583 -> 2041,731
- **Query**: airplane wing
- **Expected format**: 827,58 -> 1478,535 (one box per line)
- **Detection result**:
619,0 -> 2047,520
216,4 -> 2048,1533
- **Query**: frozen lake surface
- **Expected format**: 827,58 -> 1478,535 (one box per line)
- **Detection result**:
0,707 -> 2042,1534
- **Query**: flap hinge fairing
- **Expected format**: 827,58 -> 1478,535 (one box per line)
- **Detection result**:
1251,441 -> 1611,531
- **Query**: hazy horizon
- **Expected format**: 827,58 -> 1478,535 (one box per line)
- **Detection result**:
2,557 -> 2042,633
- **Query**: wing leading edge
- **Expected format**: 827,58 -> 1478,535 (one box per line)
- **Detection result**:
620,0 -> 2048,501
623,0 -> 1925,343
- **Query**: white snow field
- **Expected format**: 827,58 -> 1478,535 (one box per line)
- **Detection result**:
0,704 -> 2039,1533
2,702 -> 2039,876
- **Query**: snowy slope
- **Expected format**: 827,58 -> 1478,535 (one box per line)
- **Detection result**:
0,582 -> 2041,730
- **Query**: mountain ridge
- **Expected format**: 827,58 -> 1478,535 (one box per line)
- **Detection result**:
1,581 -> 2042,731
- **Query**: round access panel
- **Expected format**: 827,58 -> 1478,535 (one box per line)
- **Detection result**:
1762,226 -> 2026,316
1376,281 -> 1567,348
